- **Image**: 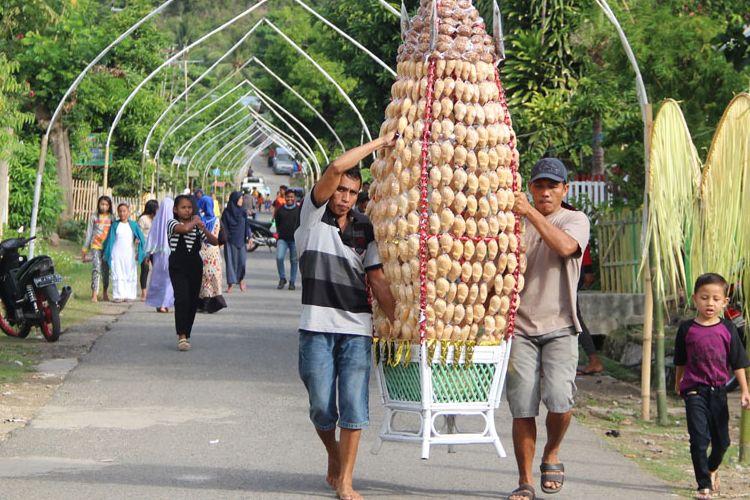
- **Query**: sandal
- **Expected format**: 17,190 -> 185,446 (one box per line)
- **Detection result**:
178,338 -> 191,351
540,462 -> 565,494
695,488 -> 712,499
507,484 -> 535,500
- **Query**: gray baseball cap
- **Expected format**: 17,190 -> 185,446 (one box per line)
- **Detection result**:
530,157 -> 568,183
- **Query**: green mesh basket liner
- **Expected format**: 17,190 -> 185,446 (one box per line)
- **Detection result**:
383,363 -> 422,402
383,363 -> 496,403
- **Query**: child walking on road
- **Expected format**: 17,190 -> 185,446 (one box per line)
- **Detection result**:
146,197 -> 174,313
104,204 -> 147,303
138,199 -> 158,301
82,195 -> 113,302
168,195 -> 219,351
674,273 -> 750,500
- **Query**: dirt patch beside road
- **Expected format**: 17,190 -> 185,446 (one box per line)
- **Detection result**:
0,303 -> 129,442
576,373 -> 750,498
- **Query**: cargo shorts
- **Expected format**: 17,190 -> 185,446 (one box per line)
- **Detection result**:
506,326 -> 578,418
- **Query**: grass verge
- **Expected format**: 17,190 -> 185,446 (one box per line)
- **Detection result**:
0,238 -> 100,381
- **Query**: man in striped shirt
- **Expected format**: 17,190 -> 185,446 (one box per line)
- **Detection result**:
296,132 -> 397,500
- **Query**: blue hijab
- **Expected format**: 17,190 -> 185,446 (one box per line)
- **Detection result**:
196,195 -> 217,233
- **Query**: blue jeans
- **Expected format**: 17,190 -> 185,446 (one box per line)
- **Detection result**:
298,331 -> 371,430
276,239 -> 298,283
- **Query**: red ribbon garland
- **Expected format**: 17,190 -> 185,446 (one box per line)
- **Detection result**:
418,57 -> 438,345
494,67 -> 522,339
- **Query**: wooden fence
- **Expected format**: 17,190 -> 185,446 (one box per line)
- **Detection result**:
71,179 -> 170,221
596,207 -> 644,293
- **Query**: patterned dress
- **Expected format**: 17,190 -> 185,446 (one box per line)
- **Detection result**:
198,221 -> 226,313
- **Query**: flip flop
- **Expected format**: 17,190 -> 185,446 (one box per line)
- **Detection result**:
576,367 -> 604,376
540,462 -> 564,494
695,488 -> 712,499
507,484 -> 535,499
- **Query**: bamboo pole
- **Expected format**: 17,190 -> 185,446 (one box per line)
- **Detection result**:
641,104 -> 655,421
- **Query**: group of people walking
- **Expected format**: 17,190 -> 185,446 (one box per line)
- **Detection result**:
81,189 -> 255,350
77,142 -> 750,500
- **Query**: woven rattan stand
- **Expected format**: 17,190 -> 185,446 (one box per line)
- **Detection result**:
373,341 -> 512,459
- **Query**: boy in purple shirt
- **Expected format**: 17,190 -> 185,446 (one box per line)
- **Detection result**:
674,273 -> 750,499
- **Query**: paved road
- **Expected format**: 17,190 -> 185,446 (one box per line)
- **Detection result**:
0,250 -> 675,499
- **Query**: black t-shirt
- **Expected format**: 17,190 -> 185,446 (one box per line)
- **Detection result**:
275,204 -> 301,241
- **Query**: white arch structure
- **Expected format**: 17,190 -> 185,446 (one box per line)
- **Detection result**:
29,0 -> 400,256
150,18 -> 374,175
28,0 -> 177,256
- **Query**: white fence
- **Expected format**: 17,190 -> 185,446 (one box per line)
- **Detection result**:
565,175 -> 610,208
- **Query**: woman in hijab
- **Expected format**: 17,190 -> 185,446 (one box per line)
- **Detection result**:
145,197 -> 175,313
221,191 -> 251,292
196,194 -> 227,313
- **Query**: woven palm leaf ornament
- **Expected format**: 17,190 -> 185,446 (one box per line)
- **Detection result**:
368,0 -> 525,365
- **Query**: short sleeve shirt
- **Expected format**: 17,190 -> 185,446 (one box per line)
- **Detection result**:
294,188 -> 382,336
167,219 -> 206,253
674,318 -> 750,392
514,208 -> 590,336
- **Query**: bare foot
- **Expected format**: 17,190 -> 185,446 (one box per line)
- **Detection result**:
336,485 -> 363,500
239,282 -> 247,291
326,453 -> 340,490
91,294 -> 98,303
710,469 -> 720,493
102,293 -> 110,302
225,285 -> 233,294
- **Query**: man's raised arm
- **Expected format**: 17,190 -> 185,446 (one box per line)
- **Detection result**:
312,131 -> 397,206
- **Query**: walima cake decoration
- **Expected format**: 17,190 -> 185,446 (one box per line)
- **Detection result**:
368,0 -> 525,360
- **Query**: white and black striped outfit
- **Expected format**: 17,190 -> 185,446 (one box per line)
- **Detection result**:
294,190 -> 382,336
167,219 -> 207,338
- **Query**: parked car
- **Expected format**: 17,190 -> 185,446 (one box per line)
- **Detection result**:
272,148 -> 295,176
240,176 -> 271,199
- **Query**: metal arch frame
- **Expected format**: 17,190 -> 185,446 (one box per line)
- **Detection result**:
162,98 -> 250,188
241,79 -> 326,172
104,0 -> 272,188
154,19 -> 374,170
171,77 -> 323,186
166,82 -> 251,167
250,56 -> 344,152
235,137 -> 274,183
253,120 -> 315,181
292,0 -> 395,77
141,19 -> 265,167
28,0 -> 178,257
198,126 -> 262,183
197,86 -> 324,185
144,0 -> 396,185
244,107 -> 319,176
172,103 -> 250,167
242,79 -> 328,167
261,19 -> 374,144
186,116 -> 256,182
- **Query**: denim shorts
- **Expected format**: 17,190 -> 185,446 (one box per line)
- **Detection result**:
298,331 -> 371,430
506,327 -> 578,418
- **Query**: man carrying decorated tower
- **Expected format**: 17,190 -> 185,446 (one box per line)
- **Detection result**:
295,132 -> 397,500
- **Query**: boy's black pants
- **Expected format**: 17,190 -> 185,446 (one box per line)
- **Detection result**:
684,385 -> 730,490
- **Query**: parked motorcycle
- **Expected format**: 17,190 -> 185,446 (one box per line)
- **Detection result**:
246,218 -> 277,253
725,302 -> 747,392
0,236 -> 72,342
